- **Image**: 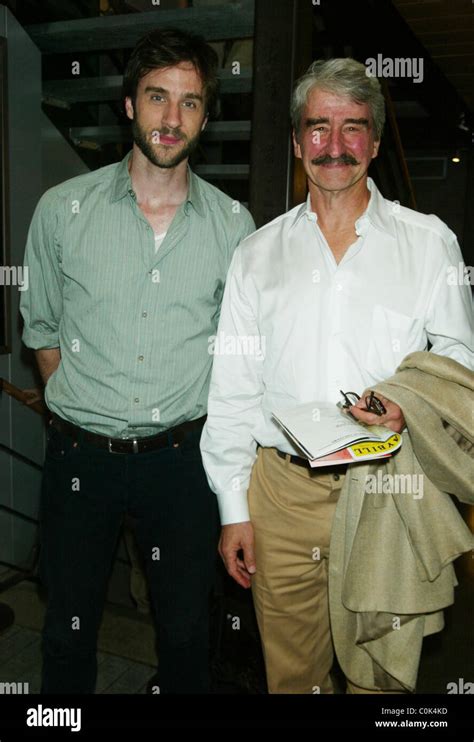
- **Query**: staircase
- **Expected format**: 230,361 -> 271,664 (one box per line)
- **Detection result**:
14,0 -> 472,221
24,0 -> 313,227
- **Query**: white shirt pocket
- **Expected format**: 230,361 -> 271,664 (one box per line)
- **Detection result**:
364,304 -> 426,381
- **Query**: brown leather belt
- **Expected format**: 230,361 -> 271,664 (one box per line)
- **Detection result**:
276,449 -> 349,475
49,412 -> 207,454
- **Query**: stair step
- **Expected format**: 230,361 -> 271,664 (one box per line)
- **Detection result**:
26,1 -> 255,53
70,122 -> 251,146
44,69 -> 253,106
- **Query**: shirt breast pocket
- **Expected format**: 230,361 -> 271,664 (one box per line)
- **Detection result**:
365,304 -> 425,380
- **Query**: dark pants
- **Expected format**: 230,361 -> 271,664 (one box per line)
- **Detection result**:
39,421 -> 219,694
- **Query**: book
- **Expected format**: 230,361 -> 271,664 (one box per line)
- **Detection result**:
272,401 -> 402,467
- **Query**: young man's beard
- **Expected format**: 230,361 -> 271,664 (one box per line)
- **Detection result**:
131,117 -> 201,169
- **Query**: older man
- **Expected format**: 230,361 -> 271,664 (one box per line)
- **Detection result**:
200,58 -> 473,694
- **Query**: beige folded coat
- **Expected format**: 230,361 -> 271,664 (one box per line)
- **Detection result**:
329,351 -> 474,691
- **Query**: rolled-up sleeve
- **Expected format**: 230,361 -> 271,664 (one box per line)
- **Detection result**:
20,190 -> 63,349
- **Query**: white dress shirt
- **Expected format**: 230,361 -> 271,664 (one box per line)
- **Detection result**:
200,178 -> 474,525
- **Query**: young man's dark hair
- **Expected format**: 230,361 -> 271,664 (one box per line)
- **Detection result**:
123,27 -> 219,116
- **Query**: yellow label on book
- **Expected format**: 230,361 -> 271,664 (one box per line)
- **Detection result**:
351,434 -> 401,457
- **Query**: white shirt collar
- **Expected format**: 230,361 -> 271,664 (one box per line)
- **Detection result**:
291,177 -> 397,239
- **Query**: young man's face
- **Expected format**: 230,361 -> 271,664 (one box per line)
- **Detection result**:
293,87 -> 380,193
125,61 -> 208,169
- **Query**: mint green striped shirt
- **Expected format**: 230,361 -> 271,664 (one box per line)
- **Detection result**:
20,152 -> 255,437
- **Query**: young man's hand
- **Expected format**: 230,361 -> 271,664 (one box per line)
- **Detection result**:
219,522 -> 256,589
22,387 -> 44,405
349,391 -> 405,433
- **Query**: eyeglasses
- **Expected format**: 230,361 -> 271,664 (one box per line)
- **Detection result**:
339,389 -> 387,416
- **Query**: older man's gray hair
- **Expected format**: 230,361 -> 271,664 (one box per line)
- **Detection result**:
291,58 -> 386,141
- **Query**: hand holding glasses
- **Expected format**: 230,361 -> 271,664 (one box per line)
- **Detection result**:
339,389 -> 387,416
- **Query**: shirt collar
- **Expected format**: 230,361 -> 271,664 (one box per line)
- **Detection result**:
290,176 -> 396,239
360,177 -> 397,238
110,150 -> 135,203
110,150 -> 205,217
185,165 -> 205,217
291,193 -> 313,228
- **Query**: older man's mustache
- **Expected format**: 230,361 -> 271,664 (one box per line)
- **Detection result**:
312,153 -> 359,166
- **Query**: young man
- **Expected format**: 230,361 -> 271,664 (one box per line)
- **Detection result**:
20,28 -> 254,694
200,58 -> 473,694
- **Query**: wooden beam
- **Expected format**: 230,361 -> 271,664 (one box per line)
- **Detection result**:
0,378 -> 46,416
26,0 -> 255,53
249,0 -> 313,226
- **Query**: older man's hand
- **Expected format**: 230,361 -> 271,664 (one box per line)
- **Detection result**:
349,391 -> 405,433
219,522 -> 256,589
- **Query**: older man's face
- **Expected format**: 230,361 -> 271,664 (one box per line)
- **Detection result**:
293,87 -> 380,193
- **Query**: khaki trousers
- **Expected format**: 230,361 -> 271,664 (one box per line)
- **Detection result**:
248,447 -> 403,695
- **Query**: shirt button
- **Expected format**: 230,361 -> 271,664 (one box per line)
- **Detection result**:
134,398 -> 139,404
138,355 -> 144,362
336,284 -> 343,291
142,311 -> 148,318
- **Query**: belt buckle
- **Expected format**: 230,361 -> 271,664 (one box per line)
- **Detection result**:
107,437 -> 139,454
108,438 -> 121,454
